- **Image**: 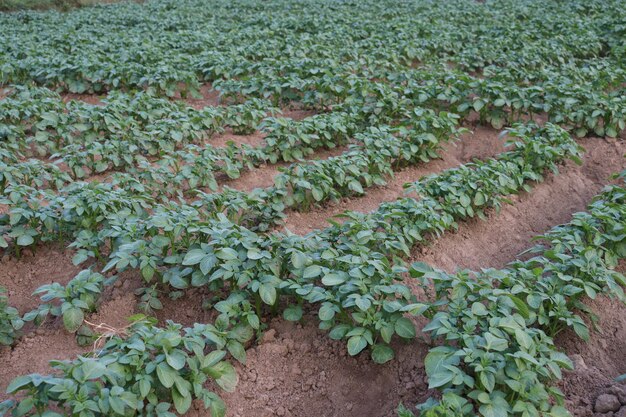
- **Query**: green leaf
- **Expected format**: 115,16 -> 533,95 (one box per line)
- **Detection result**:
318,303 -> 336,321
80,360 -> 106,381
311,187 -> 324,201
139,378 -> 151,398
156,363 -> 176,388
208,362 -> 238,392
507,295 -> 530,319
259,283 -> 276,305
303,265 -> 322,279
514,329 -> 532,351
182,249 -> 206,265
209,394 -> 227,417
227,340 -> 246,364
172,387 -> 192,414
216,248 -> 238,260
471,302 -> 488,316
16,234 -> 34,246
165,350 -> 186,370
321,272 -> 345,286
483,332 -> 508,351
329,324 -> 351,340
347,335 -> 367,356
394,317 -> 416,339
371,344 -> 395,364
283,305 -> 303,322
6,375 -> 33,393
62,307 -> 84,333
290,252 -> 307,269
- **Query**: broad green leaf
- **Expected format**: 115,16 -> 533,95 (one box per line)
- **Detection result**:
347,335 -> 367,356
371,344 -> 394,364
283,305 -> 303,322
394,317 -> 416,339
62,307 -> 84,333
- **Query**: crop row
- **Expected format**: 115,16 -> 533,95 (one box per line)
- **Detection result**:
0,123 -> 582,351
0,0 -> 623,96
0,122 -> 579,415
400,173 -> 626,417
226,67 -> 626,138
0,126 -> 580,415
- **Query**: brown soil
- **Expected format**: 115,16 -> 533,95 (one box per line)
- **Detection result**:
184,84 -> 222,108
0,244 -> 83,313
0,328 -> 87,395
558,292 -> 626,417
61,93 -> 104,106
211,130 -> 268,148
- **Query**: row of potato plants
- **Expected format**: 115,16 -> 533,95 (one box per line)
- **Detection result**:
225,66 -> 626,138
0,316 -> 248,417
1,0 -> 622,100
400,174 -> 626,417
0,123 -> 584,416
0,123 -> 580,351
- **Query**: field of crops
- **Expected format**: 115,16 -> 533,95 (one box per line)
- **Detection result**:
0,0 -> 625,416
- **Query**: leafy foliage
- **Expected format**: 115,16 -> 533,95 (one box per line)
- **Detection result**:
24,269 -> 115,334
405,177 -> 626,417
0,318 -> 250,417
0,287 -> 23,346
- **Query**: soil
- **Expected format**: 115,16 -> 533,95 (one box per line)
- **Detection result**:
0,244 -> 82,313
0,125 -> 624,416
62,93 -> 104,106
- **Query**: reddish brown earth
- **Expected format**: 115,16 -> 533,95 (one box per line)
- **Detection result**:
0,127 -> 624,416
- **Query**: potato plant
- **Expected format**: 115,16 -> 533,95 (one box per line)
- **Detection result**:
24,269 -> 115,334
0,319 -> 247,417
0,287 -> 23,346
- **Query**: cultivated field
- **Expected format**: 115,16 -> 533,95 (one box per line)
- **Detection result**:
0,0 -> 625,416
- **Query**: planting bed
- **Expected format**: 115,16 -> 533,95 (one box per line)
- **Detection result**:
0,1 -> 625,417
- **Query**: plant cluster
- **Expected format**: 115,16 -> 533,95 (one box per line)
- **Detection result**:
0,318 -> 249,417
0,287 -> 23,346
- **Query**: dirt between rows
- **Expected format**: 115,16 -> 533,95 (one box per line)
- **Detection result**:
0,132 -> 624,416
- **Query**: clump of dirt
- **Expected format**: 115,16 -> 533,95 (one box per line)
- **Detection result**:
557,267 -> 626,417
211,130 -> 267,149
281,108 -> 317,121
61,93 -> 104,106
0,327 -> 86,397
183,84 -> 222,108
